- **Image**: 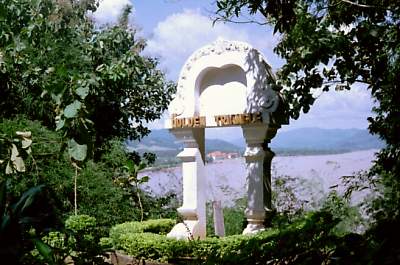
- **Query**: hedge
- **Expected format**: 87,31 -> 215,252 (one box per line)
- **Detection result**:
104,213 -> 369,264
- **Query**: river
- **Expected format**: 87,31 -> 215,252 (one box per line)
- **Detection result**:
140,149 -> 378,207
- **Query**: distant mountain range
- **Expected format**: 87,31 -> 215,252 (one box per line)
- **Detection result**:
127,127 -> 384,164
269,127 -> 384,151
127,129 -> 242,153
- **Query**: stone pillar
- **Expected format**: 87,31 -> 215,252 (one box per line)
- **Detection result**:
167,128 -> 206,240
213,201 -> 225,237
241,125 -> 268,234
263,144 -> 275,218
263,127 -> 277,219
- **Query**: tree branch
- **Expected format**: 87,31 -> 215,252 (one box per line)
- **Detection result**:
213,16 -> 267,26
227,18 -> 266,25
322,79 -> 371,86
340,0 -> 394,11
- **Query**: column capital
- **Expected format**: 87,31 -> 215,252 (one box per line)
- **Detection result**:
241,125 -> 269,146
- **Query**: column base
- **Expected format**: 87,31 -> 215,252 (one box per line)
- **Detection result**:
167,220 -> 205,240
242,220 -> 265,235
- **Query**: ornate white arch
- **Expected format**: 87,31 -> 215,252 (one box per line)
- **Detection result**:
166,39 -> 288,240
167,39 -> 280,127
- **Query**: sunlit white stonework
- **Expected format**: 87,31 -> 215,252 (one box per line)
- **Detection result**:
166,39 -> 287,240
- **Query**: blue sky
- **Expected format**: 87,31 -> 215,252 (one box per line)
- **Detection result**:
92,0 -> 375,132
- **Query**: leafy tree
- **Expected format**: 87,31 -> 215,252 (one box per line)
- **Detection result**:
0,1 -> 176,262
1,117 -> 178,229
0,122 -> 61,264
1,0 -> 175,220
0,0 -> 175,159
216,0 -> 400,262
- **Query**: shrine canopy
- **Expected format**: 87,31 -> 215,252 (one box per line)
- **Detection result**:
165,39 -> 286,130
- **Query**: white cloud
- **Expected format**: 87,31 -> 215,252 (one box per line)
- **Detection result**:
92,0 -> 133,25
146,9 -> 251,79
287,85 -> 375,130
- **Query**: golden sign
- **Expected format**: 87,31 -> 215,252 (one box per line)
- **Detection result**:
171,112 -> 263,128
214,112 -> 262,126
171,115 -> 206,128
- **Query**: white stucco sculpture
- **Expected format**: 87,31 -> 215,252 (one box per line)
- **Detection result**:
166,39 -> 288,240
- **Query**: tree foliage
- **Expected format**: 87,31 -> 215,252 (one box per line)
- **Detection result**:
216,0 -> 399,170
0,0 -> 175,159
0,118 -> 132,226
216,0 -> 400,262
0,1 -> 177,262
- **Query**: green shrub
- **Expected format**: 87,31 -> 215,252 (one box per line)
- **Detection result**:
321,191 -> 366,235
0,117 -> 143,229
32,215 -> 109,265
116,233 -> 177,262
107,212 -> 372,264
110,219 -> 176,244
140,219 -> 177,234
42,231 -> 66,250
109,226 -> 276,264
65,214 -> 97,233
99,237 -> 113,249
76,160 -> 137,228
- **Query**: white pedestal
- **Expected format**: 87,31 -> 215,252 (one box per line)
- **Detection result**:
167,129 -> 206,240
242,125 -> 269,235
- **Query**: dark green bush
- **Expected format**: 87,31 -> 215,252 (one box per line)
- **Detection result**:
108,219 -> 177,262
107,212 -> 371,264
105,211 -> 369,265
110,219 -> 176,244
321,191 -> 366,235
0,117 -> 137,228
1,117 -> 179,234
75,160 -> 137,228
65,214 -> 97,233
30,215 -> 109,265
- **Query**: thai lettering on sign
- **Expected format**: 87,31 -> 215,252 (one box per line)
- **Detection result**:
171,112 -> 263,128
